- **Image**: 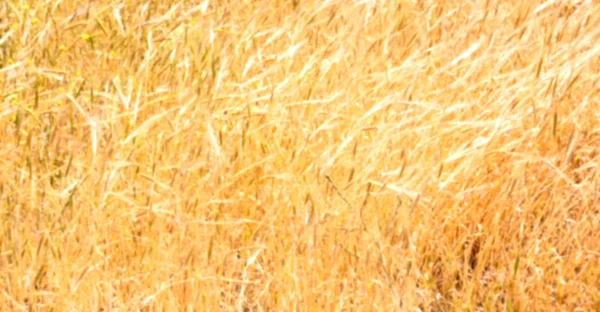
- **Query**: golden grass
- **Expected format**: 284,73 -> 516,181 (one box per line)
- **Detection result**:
2,0 -> 600,310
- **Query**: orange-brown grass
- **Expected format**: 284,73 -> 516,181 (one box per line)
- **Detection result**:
2,0 -> 600,310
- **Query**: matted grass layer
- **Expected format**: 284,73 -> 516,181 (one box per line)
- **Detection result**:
1,0 -> 600,310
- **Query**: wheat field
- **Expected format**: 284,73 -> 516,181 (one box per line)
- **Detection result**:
1,0 -> 600,310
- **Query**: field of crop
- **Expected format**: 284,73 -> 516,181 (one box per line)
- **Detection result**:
2,0 -> 600,310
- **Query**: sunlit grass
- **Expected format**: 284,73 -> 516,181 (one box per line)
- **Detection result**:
1,0 -> 600,310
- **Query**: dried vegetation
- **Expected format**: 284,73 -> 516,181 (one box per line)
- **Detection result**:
1,0 -> 600,310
